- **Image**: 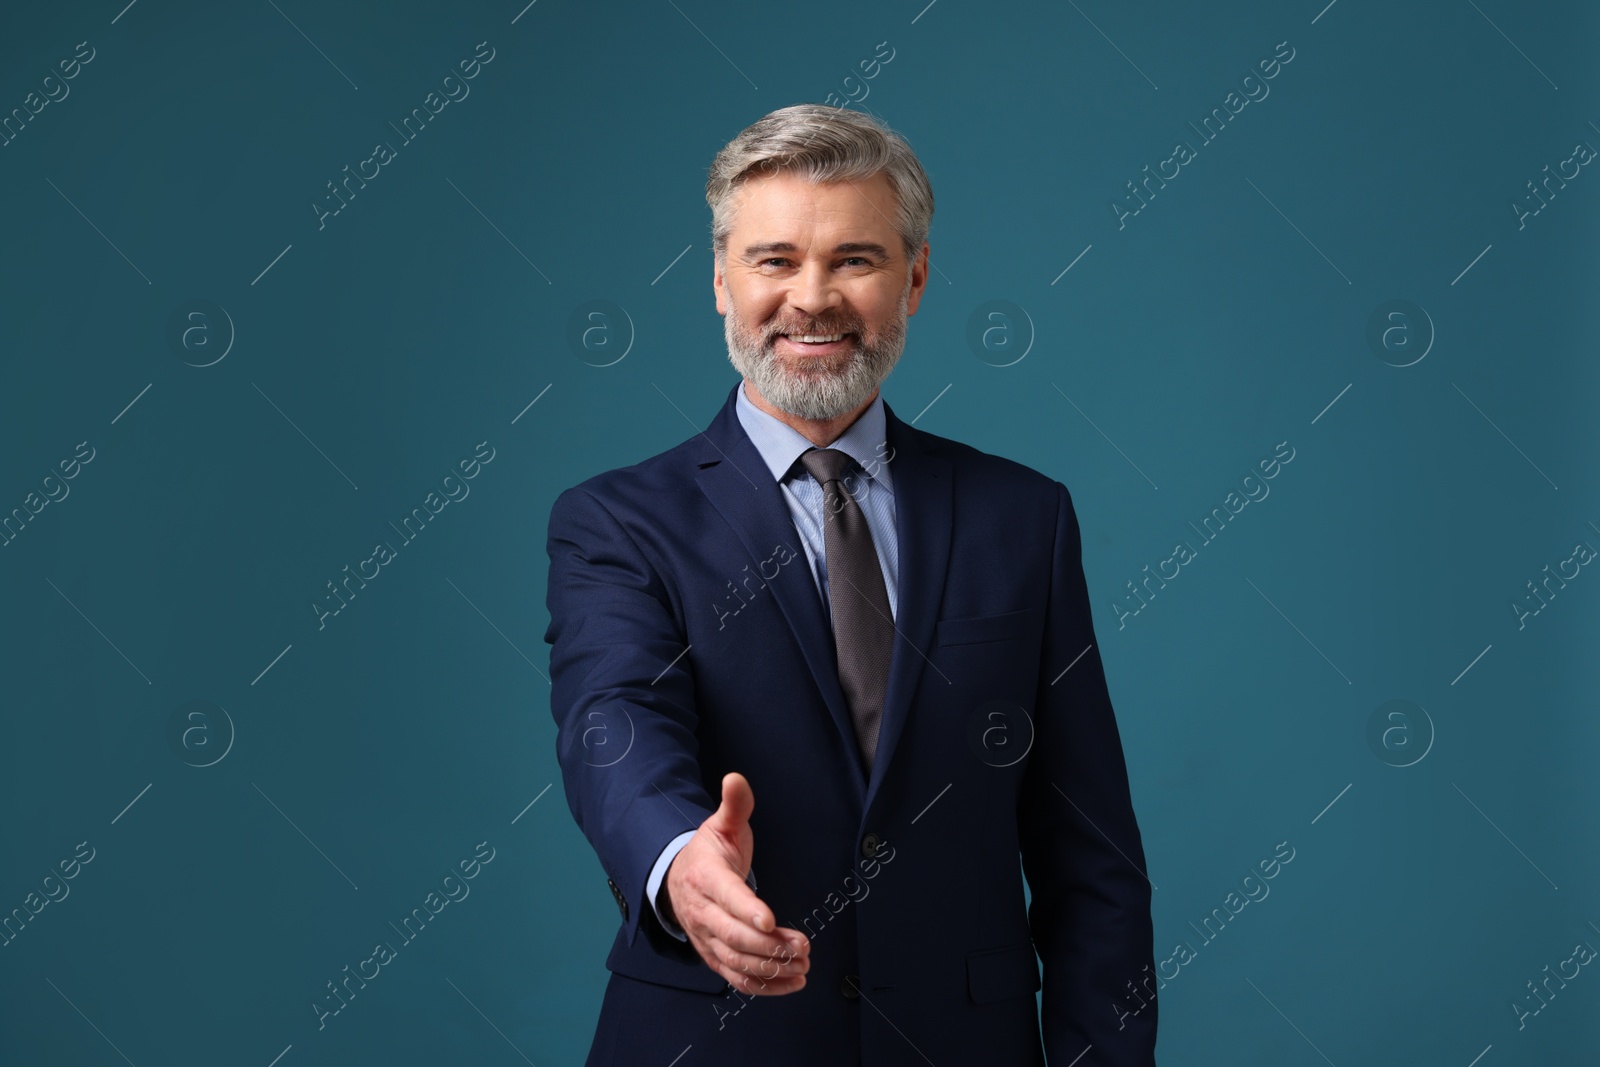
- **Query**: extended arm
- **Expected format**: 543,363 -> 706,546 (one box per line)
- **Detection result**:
545,487 -> 808,989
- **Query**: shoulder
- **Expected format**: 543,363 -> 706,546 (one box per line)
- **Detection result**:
547,428 -> 712,524
894,420 -> 1068,503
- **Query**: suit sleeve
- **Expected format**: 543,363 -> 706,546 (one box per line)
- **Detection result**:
1018,481 -> 1157,1065
544,485 -> 717,953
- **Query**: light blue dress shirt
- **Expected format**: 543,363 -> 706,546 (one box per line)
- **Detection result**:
645,379 -> 900,940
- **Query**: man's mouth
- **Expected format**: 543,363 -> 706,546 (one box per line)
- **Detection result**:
775,331 -> 855,355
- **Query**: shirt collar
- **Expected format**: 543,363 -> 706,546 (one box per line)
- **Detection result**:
735,379 -> 894,494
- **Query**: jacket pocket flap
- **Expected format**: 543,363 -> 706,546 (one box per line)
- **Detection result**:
966,942 -> 1041,1004
936,607 -> 1036,646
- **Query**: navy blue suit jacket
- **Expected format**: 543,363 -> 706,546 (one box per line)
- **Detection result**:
545,381 -> 1156,1065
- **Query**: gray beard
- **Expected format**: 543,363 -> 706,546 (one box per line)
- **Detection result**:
725,284 -> 910,421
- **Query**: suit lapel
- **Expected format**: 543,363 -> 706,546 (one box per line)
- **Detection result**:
691,384 -> 954,811
693,385 -> 866,796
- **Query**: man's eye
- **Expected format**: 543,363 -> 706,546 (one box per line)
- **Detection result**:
761,258 -> 790,268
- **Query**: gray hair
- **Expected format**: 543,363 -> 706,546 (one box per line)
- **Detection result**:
706,104 -> 934,267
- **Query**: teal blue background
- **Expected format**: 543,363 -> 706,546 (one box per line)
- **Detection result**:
2,0 -> 1597,1063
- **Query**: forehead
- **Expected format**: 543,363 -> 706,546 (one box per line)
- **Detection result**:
726,169 -> 898,241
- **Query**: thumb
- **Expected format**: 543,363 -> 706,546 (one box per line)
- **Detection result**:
707,771 -> 755,838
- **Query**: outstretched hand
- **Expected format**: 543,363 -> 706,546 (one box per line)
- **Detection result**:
662,772 -> 811,994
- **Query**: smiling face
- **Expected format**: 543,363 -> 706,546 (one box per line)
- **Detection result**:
714,169 -> 929,423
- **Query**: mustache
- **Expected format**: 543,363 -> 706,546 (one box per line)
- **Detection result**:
769,321 -> 860,338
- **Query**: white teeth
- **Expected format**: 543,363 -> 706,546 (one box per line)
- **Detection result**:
786,333 -> 846,343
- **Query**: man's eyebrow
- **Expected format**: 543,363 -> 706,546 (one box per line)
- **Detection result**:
741,241 -> 892,261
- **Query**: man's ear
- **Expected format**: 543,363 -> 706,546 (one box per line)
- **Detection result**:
905,243 -> 930,316
713,254 -> 728,315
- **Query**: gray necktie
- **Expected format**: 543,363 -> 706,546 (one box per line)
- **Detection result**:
798,447 -> 893,767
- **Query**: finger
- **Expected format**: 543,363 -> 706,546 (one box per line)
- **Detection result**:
703,933 -> 811,981
700,858 -> 782,942
706,772 -> 755,841
690,889 -> 805,963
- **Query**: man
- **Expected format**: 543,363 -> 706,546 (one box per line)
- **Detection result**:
545,104 -> 1156,1065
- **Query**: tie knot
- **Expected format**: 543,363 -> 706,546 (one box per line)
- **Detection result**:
798,447 -> 853,487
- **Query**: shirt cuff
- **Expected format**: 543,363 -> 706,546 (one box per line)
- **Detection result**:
647,831 -> 698,940
646,829 -> 761,941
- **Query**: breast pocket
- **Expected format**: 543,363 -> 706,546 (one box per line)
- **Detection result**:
966,941 -> 1042,1004
934,607 -> 1038,647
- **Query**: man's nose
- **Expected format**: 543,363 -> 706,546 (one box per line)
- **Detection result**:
786,260 -> 842,316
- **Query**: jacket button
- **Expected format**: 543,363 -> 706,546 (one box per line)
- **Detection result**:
841,974 -> 861,1000
860,833 -> 882,859
607,877 -> 628,921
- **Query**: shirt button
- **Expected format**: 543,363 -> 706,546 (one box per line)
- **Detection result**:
860,832 -> 882,859
841,974 -> 861,1000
